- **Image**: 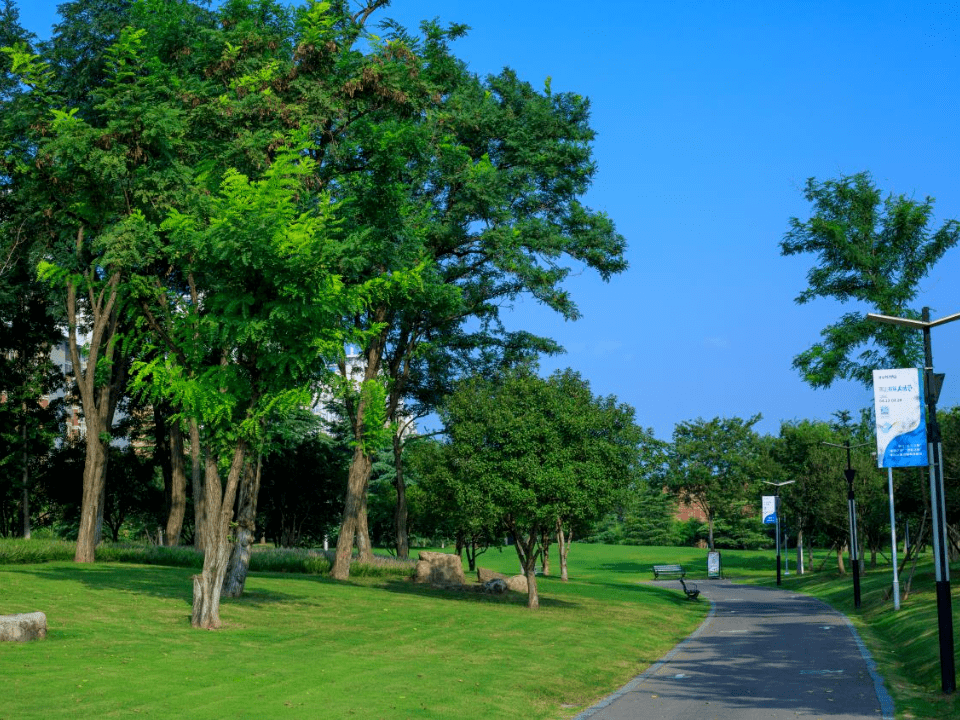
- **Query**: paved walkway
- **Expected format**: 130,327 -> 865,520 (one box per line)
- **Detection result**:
574,579 -> 894,720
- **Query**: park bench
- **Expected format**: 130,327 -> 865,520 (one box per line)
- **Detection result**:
679,578 -> 700,600
652,564 -> 685,579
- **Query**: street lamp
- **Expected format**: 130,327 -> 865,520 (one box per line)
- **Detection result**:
762,480 -> 795,586
822,440 -> 871,609
868,306 -> 958,694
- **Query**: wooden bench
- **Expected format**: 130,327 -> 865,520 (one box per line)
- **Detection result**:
679,578 -> 700,600
652,564 -> 685,579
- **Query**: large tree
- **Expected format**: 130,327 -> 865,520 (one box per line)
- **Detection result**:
437,365 -> 640,608
321,20 -> 628,579
1,11 -> 194,560
780,171 -> 960,388
133,136 -> 387,628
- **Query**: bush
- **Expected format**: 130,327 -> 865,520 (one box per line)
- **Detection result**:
0,538 -> 417,579
0,538 -> 74,564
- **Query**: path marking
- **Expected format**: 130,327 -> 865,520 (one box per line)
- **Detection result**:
800,669 -> 844,675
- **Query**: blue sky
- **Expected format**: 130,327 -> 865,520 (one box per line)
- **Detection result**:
14,1 -> 960,441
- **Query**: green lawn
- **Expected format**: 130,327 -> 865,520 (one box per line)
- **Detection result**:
1,543 -> 707,720
3,541 -> 958,719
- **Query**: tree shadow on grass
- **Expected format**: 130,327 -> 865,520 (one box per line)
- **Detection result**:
10,563 -> 305,607
598,560 -> 649,575
371,576 -> 579,609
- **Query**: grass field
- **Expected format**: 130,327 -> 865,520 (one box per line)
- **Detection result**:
2,540 -> 958,719
1,542 -> 708,720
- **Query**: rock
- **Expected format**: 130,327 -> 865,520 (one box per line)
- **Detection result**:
505,574 -> 528,593
415,551 -> 466,586
0,612 -> 47,642
476,566 -> 527,593
482,578 -> 508,594
477,567 -> 508,583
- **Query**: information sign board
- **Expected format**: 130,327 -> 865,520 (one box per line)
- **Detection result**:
707,551 -> 722,578
872,368 -> 928,468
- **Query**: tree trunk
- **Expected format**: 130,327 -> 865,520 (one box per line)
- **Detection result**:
332,330 -> 386,579
356,482 -> 373,561
540,530 -> 551,576
557,520 -> 572,581
191,439 -> 246,629
707,510 -> 715,551
21,420 -> 30,539
189,419 -> 205,552
525,566 -> 540,610
75,433 -> 108,563
464,540 -> 478,572
795,529 -> 804,575
393,433 -> 409,559
222,454 -> 262,598
21,469 -> 30,540
155,404 -> 187,546
67,255 -> 124,564
165,419 -> 187,546
836,543 -> 846,574
332,445 -> 372,579
510,520 -> 541,610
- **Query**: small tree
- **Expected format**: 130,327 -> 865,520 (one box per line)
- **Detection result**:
406,437 -> 500,571
132,138 -> 398,628
438,366 -> 640,608
667,415 -> 764,551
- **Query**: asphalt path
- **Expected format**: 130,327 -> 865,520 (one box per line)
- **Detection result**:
574,579 -> 894,720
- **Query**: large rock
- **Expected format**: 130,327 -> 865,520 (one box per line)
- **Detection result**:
477,566 -> 527,593
477,567 -> 508,583
415,551 -> 466,586
0,612 -> 47,642
505,574 -> 528,593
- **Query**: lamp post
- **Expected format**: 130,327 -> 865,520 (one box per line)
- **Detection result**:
868,306 -> 958,694
822,440 -> 871,609
762,480 -> 794,586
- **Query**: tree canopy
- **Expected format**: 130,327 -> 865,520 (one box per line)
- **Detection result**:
434,365 -> 641,608
781,171 -> 960,388
666,414 -> 765,551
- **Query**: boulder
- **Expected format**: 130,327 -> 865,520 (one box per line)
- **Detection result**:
415,551 -> 466,587
505,574 -> 528,593
0,612 -> 47,642
477,567 -> 508,583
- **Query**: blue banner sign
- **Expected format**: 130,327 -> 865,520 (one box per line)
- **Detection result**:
872,368 -> 928,468
761,495 -> 777,524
